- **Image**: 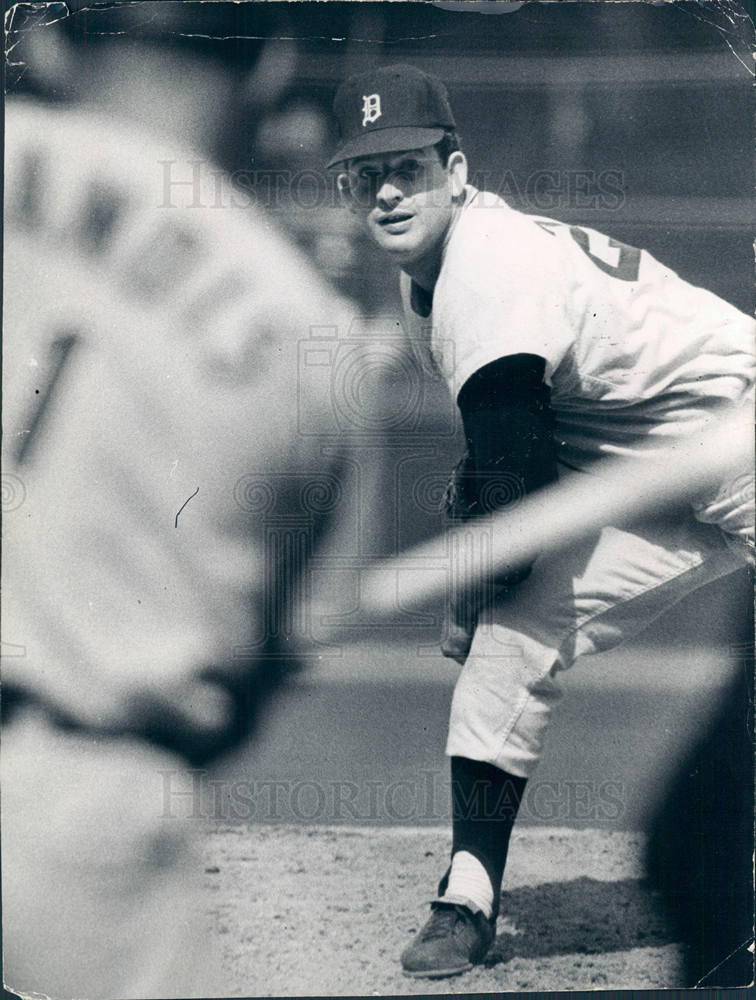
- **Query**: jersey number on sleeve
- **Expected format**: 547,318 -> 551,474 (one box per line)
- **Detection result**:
535,220 -> 641,282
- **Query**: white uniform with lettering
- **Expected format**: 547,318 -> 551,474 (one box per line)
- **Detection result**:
2,100 -> 355,999
401,186 -> 755,778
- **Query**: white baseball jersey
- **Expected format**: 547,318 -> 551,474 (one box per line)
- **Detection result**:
2,101 -> 355,728
401,186 -> 755,471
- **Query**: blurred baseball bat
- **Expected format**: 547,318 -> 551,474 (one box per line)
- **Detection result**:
359,407 -> 753,616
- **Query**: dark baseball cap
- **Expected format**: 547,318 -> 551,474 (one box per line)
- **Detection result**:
328,64 -> 456,168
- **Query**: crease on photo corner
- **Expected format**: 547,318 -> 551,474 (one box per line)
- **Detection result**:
6,989 -> 51,1000
4,1 -> 70,73
692,937 -> 756,989
672,0 -> 755,75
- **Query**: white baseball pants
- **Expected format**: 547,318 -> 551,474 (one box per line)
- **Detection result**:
446,470 -> 754,778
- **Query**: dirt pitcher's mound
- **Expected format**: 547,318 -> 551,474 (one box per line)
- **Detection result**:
203,825 -> 684,995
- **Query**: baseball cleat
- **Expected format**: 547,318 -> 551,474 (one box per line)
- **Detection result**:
400,899 -> 496,978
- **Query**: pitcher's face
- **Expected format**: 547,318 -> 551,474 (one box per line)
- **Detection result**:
339,146 -> 466,267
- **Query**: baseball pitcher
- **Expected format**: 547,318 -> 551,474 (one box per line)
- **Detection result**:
328,64 -> 755,980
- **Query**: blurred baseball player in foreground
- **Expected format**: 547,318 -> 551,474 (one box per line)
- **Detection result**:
328,64 -> 754,980
2,100 -> 355,998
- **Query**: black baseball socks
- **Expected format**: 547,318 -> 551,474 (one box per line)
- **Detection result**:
443,755 -> 527,918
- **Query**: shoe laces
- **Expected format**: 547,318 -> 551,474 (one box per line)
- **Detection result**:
420,903 -> 466,941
